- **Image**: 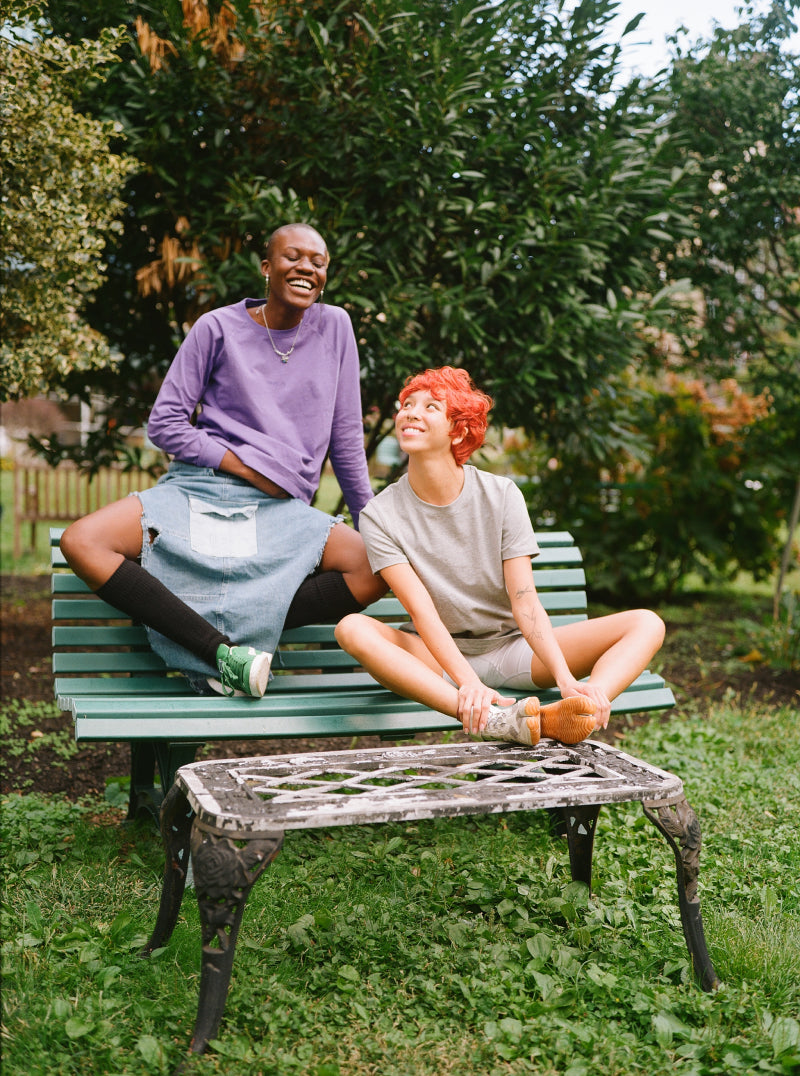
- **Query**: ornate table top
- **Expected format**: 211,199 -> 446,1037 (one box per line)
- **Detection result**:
176,739 -> 684,834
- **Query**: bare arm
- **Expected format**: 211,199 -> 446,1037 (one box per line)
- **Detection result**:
217,450 -> 289,498
504,556 -> 587,696
380,562 -> 514,732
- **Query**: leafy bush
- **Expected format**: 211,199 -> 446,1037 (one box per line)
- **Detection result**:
737,590 -> 800,672
520,374 -> 787,598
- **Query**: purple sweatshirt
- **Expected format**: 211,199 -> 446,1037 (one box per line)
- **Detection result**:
147,299 -> 374,527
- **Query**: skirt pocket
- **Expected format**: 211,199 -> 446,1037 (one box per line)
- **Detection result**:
188,497 -> 258,558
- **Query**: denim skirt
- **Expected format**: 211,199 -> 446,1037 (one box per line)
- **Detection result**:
136,462 -> 339,682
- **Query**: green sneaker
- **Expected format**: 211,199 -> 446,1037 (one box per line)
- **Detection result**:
212,644 -> 272,698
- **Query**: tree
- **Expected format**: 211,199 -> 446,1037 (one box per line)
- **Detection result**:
0,2 -> 135,399
41,0 -> 690,464
656,0 -> 800,600
520,2 -> 800,596
11,0 -> 799,598
659,1 -> 800,380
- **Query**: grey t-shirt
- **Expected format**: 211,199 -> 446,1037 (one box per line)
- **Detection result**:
359,465 -> 539,655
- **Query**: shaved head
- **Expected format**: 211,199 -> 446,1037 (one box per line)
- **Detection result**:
265,223 -> 328,263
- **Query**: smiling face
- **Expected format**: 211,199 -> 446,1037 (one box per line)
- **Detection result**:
396,367 -> 493,465
261,225 -> 329,324
395,389 -> 458,458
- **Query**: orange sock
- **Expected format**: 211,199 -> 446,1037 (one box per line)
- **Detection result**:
522,695 -> 596,744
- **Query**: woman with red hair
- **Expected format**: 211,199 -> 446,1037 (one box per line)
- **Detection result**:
335,366 -> 665,746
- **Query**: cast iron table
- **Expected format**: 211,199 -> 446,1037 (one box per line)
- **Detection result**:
142,739 -> 720,1056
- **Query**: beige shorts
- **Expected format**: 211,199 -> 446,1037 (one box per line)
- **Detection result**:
445,635 -> 540,690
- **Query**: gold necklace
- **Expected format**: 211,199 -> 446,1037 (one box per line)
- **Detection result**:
261,304 -> 304,364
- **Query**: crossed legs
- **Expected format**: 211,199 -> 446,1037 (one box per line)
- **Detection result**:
61,499 -> 383,602
335,609 -> 665,730
316,522 -> 387,607
60,495 -> 145,590
532,610 -> 666,706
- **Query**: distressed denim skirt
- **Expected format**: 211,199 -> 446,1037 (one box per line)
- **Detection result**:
136,462 -> 339,683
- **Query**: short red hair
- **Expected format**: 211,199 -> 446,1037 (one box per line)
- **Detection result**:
398,366 -> 493,465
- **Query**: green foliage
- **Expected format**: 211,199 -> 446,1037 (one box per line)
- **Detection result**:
42,0 -> 690,454
7,0 -> 799,600
510,2 -> 800,602
0,2 -> 136,399
737,589 -> 800,672
658,2 -> 800,377
520,372 -> 785,596
653,1 -> 800,520
2,694 -> 800,1074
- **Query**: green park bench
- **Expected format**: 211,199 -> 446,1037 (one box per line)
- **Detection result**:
51,526 -> 676,818
50,526 -> 719,1056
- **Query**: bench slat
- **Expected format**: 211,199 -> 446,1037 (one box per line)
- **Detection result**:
52,612 -> 590,676
73,709 -> 459,741
64,670 -> 671,716
51,565 -> 588,600
53,652 -> 170,673
57,667 -> 670,701
70,682 -> 675,742
56,676 -> 190,698
67,670 -> 673,732
50,526 -> 586,554
55,672 -> 399,699
51,614 -> 587,676
53,593 -> 587,633
52,626 -> 151,647
53,598 -> 131,620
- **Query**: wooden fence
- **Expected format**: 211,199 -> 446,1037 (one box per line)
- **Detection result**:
13,464 -> 158,559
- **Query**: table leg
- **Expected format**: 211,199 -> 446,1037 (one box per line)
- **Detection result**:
560,804 -> 602,887
643,797 -> 720,991
188,820 -> 284,1054
141,781 -> 194,956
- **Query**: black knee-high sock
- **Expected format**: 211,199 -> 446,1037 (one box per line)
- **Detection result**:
283,571 -> 364,630
95,559 -> 231,667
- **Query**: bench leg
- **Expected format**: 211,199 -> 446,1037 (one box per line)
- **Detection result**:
127,743 -> 163,824
127,742 -> 204,826
559,804 -> 602,887
643,798 -> 720,991
140,781 -> 195,955
188,820 -> 284,1055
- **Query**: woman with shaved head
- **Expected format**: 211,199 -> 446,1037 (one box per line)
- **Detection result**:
61,224 -> 385,697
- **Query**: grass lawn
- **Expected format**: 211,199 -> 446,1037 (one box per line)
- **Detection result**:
2,693 -> 799,1075
3,463 -> 798,1073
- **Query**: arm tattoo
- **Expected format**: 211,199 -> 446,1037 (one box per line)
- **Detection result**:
515,584 -> 545,641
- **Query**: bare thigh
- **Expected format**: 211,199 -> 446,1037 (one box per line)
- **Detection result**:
338,614 -> 444,676
59,495 -> 145,588
319,522 -> 387,604
529,611 -> 654,687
